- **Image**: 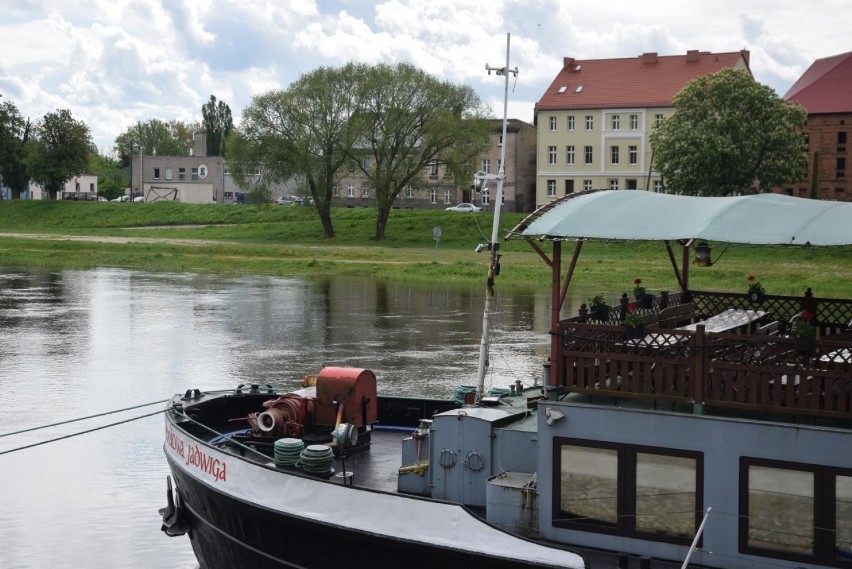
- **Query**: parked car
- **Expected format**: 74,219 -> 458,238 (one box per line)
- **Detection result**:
276,196 -> 293,206
110,196 -> 130,202
445,203 -> 482,213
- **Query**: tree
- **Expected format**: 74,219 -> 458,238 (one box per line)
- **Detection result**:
26,109 -> 94,200
0,94 -> 29,199
227,65 -> 361,237
650,69 -> 808,196
348,62 -> 490,240
202,95 -> 233,157
114,118 -> 200,166
89,153 -> 128,200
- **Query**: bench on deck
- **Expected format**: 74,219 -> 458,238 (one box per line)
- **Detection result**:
655,303 -> 697,329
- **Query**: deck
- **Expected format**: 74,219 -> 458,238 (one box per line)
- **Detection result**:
554,290 -> 852,422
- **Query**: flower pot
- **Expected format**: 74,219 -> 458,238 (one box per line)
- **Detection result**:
748,290 -> 765,304
591,305 -> 609,322
793,336 -> 813,352
637,294 -> 653,309
624,325 -> 644,340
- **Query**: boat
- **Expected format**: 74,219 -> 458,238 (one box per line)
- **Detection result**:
160,38 -> 852,569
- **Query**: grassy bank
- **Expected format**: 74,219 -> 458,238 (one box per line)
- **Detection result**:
1,200 -> 851,299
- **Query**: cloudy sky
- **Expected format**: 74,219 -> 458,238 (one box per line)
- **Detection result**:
1,0 -> 849,152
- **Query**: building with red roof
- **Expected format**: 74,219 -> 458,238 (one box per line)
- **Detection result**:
780,51 -> 852,201
534,50 -> 751,207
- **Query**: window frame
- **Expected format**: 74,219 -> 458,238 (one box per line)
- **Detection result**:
585,115 -> 594,131
611,145 -> 620,165
553,437 -> 703,546
548,146 -> 557,165
739,457 -> 852,567
549,116 -> 557,131
567,115 -> 575,131
629,145 -> 638,165
547,179 -> 556,197
566,145 -> 575,165
584,146 -> 593,165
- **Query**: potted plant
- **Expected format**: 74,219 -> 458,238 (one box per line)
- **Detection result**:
622,303 -> 644,340
632,277 -> 652,308
791,311 -> 816,351
588,293 -> 609,322
747,274 -> 766,304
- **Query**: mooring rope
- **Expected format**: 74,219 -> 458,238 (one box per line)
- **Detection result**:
0,399 -> 171,439
0,408 -> 167,456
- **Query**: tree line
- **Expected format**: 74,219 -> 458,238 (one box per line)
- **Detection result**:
0,93 -> 233,201
2,64 -> 809,239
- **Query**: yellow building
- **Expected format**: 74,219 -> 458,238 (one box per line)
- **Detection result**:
534,50 -> 751,207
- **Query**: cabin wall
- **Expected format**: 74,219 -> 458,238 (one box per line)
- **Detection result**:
536,400 -> 852,569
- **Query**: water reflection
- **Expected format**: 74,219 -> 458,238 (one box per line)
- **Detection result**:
0,267 -> 565,569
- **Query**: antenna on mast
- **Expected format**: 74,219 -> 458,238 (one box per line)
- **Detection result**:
474,33 -> 518,402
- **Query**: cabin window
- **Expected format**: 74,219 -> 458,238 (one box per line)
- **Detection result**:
554,438 -> 702,545
740,458 -> 852,565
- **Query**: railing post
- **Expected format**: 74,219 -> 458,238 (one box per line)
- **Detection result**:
693,324 -> 706,413
660,290 -> 669,309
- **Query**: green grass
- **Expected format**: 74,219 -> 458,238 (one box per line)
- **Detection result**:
1,200 -> 851,299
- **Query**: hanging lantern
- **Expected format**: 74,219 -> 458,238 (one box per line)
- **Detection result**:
695,242 -> 713,267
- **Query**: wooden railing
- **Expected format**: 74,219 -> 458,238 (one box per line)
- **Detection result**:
556,292 -> 852,421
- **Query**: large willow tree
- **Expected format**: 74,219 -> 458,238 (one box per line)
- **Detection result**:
650,69 -> 807,196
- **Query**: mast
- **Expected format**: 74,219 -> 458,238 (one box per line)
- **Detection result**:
475,33 -> 518,400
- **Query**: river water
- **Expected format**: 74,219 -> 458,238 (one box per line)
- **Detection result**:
0,267 -> 564,569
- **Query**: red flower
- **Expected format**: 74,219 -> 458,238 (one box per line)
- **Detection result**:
627,303 -> 639,312
633,278 -> 642,285
802,311 -> 814,320
747,274 -> 756,282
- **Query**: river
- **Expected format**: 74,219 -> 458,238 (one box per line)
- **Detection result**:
0,267 -> 563,569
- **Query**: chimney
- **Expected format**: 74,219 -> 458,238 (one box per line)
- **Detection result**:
641,52 -> 658,65
686,50 -> 699,62
193,132 -> 207,157
563,57 -> 575,71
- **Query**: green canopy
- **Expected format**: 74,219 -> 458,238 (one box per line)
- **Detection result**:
517,191 -> 852,246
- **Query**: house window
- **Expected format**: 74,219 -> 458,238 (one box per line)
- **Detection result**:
583,179 -> 593,191
497,134 -> 503,146
654,180 -> 664,193
89,183 -> 95,192
555,439 -> 701,545
361,184 -> 370,198
611,115 -> 620,130
430,188 -> 437,204
609,179 -> 619,190
566,146 -> 575,165
482,190 -> 490,205
407,187 -> 414,198
178,168 -> 185,181
333,185 -> 340,197
444,189 -> 452,204
191,168 -> 199,181
585,115 -> 594,130
482,159 -> 490,174
837,157 -> 846,177
548,146 -> 557,165
363,157 -> 371,171
429,160 -> 439,176
630,114 -> 639,129
549,116 -> 557,131
165,167 -> 173,180
153,167 -> 160,180
611,146 -> 620,165
584,146 -> 593,165
654,114 -> 664,127
629,146 -> 638,165
347,183 -> 355,197
567,115 -> 575,131
839,132 -> 847,146
547,179 -> 556,197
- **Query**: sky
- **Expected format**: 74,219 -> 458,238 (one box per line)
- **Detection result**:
1,0 -> 849,153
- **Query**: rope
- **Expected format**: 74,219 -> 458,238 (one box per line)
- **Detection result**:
173,408 -> 273,463
0,399 -> 171,438
0,408 -> 167,456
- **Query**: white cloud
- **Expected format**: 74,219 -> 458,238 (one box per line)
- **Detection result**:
1,0 -> 850,149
